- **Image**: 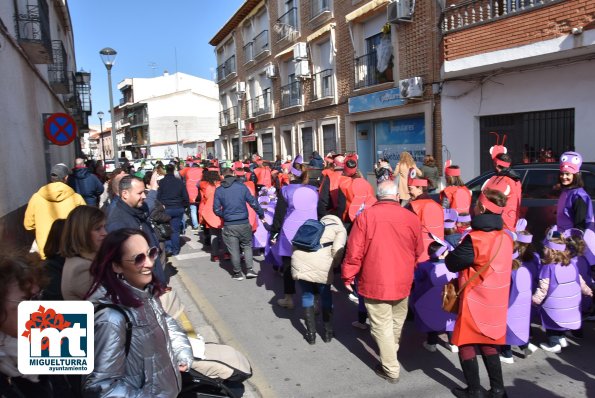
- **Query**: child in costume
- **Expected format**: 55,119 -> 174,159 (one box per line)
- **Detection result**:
557,151 -> 594,233
444,208 -> 461,248
411,239 -> 458,353
440,162 -> 471,214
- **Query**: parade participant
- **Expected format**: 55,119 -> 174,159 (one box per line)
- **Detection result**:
253,159 -> 273,190
342,180 -> 423,383
318,155 -> 345,215
158,164 -> 189,257
198,169 -> 225,262
83,229 -> 193,397
179,162 -> 203,232
40,219 -> 66,300
214,168 -> 265,281
440,163 -> 471,214
557,151 -> 594,232
532,230 -> 592,352
291,214 -> 347,344
309,151 -> 324,168
421,154 -> 439,193
374,158 -> 393,184
411,239 -> 458,353
68,158 -> 105,206
271,155 -> 322,309
395,151 -> 421,206
234,162 -> 259,234
336,154 -> 377,230
406,169 -> 444,263
24,163 -> 86,259
566,229 -> 595,321
445,189 -> 514,398
106,174 -> 168,285
456,213 -> 472,235
444,209 -> 461,248
482,134 -> 522,231
61,206 -> 107,300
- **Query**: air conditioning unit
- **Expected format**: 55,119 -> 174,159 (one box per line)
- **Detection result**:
398,77 -> 423,98
265,64 -> 277,79
387,0 -> 414,23
293,42 -> 308,60
235,81 -> 246,93
295,59 -> 310,78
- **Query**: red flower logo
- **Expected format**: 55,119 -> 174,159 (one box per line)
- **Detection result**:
21,305 -> 72,350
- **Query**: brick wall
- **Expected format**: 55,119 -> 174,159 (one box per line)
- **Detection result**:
444,0 -> 595,61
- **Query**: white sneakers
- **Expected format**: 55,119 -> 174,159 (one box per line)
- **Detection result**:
499,355 -> 514,364
447,343 -> 459,353
559,337 -> 568,348
540,342 -> 562,353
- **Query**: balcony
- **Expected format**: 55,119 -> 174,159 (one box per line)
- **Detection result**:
310,0 -> 330,19
219,106 -> 239,127
48,41 -> 69,94
249,91 -> 272,117
216,55 -> 237,82
274,7 -> 299,43
354,52 -> 392,89
128,110 -> 148,127
14,0 -> 52,64
442,0 -> 556,32
312,69 -> 333,100
243,42 -> 254,64
75,71 -> 92,114
253,30 -> 269,58
281,81 -> 301,109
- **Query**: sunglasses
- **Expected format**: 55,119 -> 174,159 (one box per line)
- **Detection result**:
123,246 -> 159,268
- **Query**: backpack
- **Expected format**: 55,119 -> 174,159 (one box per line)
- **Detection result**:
291,219 -> 332,252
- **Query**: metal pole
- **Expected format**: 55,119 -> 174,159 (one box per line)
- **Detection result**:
237,99 -> 243,161
106,68 -> 119,167
99,117 -> 106,161
175,124 -> 180,158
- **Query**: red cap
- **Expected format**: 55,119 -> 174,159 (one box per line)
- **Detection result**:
343,154 -> 358,177
478,191 -> 503,214
233,161 -> 245,176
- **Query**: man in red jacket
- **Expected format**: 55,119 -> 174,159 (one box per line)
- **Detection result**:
342,180 -> 423,383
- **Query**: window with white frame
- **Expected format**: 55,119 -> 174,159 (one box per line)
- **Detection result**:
312,39 -> 334,100
243,22 -> 254,64
301,125 -> 315,158
254,10 -> 270,57
216,39 -> 237,82
353,13 -> 393,89
321,123 -> 337,154
281,59 -> 301,108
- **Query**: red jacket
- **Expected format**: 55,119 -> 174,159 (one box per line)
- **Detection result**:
342,200 -> 424,300
180,167 -> 203,204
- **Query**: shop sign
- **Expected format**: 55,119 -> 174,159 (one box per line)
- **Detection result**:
348,88 -> 406,114
375,117 -> 426,167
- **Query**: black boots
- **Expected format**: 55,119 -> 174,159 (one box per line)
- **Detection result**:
452,357 -> 484,398
322,309 -> 333,343
482,354 -> 508,398
304,307 -> 316,345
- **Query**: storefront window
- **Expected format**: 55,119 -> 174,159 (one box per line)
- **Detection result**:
375,116 -> 425,168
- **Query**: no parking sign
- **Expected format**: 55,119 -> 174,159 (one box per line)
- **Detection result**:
44,113 -> 77,146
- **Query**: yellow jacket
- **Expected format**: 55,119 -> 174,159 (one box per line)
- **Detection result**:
23,182 -> 85,259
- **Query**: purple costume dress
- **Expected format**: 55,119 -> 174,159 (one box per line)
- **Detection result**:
538,262 -> 582,331
253,196 -> 276,249
557,187 -> 594,233
505,266 -> 532,345
276,184 -> 319,257
523,253 -> 542,322
573,256 -> 593,313
411,261 -> 457,333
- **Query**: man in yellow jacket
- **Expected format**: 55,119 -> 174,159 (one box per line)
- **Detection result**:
24,163 -> 85,258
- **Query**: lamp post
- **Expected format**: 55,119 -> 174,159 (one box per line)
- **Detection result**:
97,111 -> 106,161
173,119 -> 180,159
99,47 -> 119,168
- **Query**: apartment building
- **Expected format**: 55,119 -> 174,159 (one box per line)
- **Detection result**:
0,0 -> 91,245
114,72 -> 220,159
210,0 -> 443,176
441,0 -> 595,179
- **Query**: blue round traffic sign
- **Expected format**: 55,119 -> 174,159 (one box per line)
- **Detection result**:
44,113 -> 77,146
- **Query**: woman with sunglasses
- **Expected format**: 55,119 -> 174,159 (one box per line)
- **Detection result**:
60,205 -> 107,300
83,229 -> 193,397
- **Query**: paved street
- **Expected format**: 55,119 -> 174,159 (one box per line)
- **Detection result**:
170,231 -> 595,398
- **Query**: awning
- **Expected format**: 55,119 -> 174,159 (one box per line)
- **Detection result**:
307,23 -> 335,43
345,0 -> 390,22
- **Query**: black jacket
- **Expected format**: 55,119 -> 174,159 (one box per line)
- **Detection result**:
68,167 -> 104,206
157,174 -> 189,208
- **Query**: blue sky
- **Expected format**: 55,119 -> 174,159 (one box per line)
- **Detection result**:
69,0 -> 245,126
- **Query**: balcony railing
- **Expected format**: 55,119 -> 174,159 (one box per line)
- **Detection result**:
219,106 -> 239,127
442,0 -> 556,33
354,52 -> 393,89
216,55 -> 236,82
129,111 -> 148,126
48,40 -> 69,94
281,81 -> 301,108
14,0 -> 52,63
75,72 -> 92,114
249,91 -> 272,117
310,0 -> 330,19
253,30 -> 269,57
243,42 -> 254,64
312,69 -> 333,100
274,7 -> 298,42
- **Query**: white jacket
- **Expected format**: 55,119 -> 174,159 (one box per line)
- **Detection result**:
291,215 -> 347,284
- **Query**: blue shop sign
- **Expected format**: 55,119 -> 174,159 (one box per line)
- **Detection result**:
348,88 -> 406,114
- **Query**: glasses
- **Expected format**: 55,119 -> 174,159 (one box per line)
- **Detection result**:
123,246 -> 159,268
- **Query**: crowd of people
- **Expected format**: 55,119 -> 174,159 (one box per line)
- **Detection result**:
1,143 -> 593,397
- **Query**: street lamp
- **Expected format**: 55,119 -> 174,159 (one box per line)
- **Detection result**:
235,92 -> 244,161
99,47 -> 119,168
97,111 -> 106,161
173,119 -> 180,159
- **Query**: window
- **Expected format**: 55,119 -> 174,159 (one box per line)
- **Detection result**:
522,170 -> 559,199
262,133 -> 274,160
311,0 -> 330,19
312,40 -> 334,99
354,13 -> 393,89
322,124 -> 337,154
302,126 -> 314,157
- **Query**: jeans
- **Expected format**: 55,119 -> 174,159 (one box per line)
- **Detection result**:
165,207 -> 185,255
546,329 -> 564,346
222,223 -> 254,274
189,204 -> 199,229
299,280 -> 332,310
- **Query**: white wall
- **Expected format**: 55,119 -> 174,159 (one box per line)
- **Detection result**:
441,59 -> 595,182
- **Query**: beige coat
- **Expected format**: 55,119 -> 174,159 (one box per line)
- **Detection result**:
61,256 -> 93,300
291,215 -> 347,284
396,162 -> 422,201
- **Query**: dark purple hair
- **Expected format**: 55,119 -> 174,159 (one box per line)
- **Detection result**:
85,228 -> 164,307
